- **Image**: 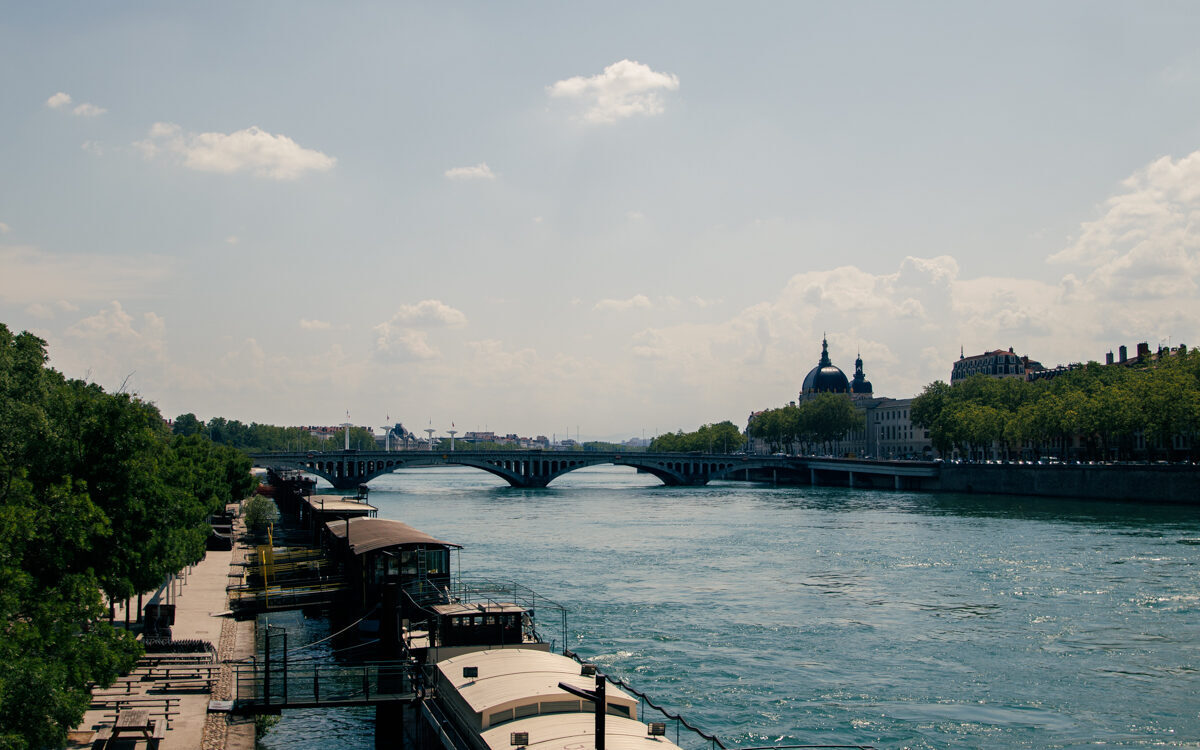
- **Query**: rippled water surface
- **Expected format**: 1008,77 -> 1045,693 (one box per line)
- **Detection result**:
261,466 -> 1200,749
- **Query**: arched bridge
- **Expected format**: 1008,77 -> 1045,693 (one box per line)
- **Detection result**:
251,449 -> 940,490
250,449 -> 801,489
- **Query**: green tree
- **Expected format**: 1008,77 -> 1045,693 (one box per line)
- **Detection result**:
651,421 -> 745,453
0,323 -> 257,749
242,495 -> 279,533
801,393 -> 865,454
171,412 -> 205,436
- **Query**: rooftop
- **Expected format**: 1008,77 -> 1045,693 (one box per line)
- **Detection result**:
324,516 -> 460,555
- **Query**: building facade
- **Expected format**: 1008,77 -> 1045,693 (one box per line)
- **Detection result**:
950,348 -> 1027,384
749,338 -> 932,458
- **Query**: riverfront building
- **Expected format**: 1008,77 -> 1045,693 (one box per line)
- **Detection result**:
750,338 -> 933,458
950,347 -> 1029,384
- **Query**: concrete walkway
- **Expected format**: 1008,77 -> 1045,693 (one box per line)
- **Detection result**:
69,508 -> 255,750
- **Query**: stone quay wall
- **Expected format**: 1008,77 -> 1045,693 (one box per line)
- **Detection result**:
933,463 -> 1200,504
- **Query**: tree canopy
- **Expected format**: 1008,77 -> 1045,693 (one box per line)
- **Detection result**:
911,350 -> 1200,460
650,421 -> 745,453
747,394 -> 865,454
0,324 -> 255,749
180,415 -> 378,453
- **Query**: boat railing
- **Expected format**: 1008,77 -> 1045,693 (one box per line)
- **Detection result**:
402,576 -> 569,650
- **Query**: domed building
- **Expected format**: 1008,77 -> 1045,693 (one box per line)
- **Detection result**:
800,337 -> 850,399
850,353 -> 873,398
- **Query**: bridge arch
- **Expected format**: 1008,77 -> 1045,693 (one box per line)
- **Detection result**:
251,450 -> 814,490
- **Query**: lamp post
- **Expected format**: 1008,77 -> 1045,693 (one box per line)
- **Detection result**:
557,673 -> 606,750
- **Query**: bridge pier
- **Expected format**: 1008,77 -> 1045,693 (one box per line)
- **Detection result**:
376,700 -> 405,749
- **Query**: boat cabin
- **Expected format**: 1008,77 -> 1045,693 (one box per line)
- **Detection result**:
433,602 -> 528,647
324,517 -> 460,612
303,494 -> 378,544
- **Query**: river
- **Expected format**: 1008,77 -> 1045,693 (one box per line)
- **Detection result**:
259,465 -> 1200,749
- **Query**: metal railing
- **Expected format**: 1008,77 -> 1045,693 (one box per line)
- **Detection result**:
404,576 -> 570,649
232,660 -> 422,708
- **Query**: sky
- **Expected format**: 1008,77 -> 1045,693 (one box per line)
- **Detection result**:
3,2 -> 1200,441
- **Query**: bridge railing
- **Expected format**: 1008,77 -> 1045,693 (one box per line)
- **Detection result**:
232,660 -> 421,707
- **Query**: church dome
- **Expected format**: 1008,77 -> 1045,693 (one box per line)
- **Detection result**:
850,353 -> 873,395
801,338 -> 849,395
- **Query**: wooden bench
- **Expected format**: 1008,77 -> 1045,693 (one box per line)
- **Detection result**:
150,718 -> 167,748
90,697 -> 180,710
112,675 -> 145,694
141,665 -> 219,680
97,711 -> 176,732
92,726 -> 112,747
151,677 -> 214,693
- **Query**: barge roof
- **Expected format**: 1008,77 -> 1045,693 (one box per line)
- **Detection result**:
325,516 -> 460,554
306,495 -> 378,513
480,713 -> 684,750
438,648 -> 636,719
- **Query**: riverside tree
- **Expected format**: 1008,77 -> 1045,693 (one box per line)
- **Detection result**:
650,421 -> 745,453
911,349 -> 1200,461
0,324 -> 254,749
747,394 -> 864,454
183,415 -> 378,453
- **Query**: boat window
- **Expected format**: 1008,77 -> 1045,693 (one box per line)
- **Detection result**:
514,703 -> 538,718
606,704 -> 631,718
487,709 -> 513,727
541,700 -> 578,714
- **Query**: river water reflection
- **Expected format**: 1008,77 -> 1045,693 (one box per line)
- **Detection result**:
261,465 -> 1200,749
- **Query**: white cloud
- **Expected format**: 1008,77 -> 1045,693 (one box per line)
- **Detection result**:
548,59 -> 680,123
66,301 -> 164,350
81,141 -> 104,156
1049,148 -> 1200,301
55,303 -> 168,393
45,93 -> 105,116
372,301 -> 467,362
225,235 -> 240,245
135,123 -> 336,180
299,319 -> 332,331
594,294 -> 653,312
383,300 -> 467,328
444,163 -> 496,180
0,245 -> 173,305
72,102 -> 106,117
374,327 -> 439,362
24,300 -> 79,319
619,211 -> 1199,406
0,222 -> 9,233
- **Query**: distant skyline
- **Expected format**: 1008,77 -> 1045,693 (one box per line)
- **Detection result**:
3,3 -> 1200,441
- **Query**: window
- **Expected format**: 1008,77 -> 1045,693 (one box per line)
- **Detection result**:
487,709 -> 514,726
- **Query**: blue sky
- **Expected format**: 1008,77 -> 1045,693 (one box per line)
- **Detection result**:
3,2 -> 1200,439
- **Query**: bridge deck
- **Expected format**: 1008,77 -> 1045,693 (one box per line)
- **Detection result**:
251,449 -> 941,489
232,662 -> 421,712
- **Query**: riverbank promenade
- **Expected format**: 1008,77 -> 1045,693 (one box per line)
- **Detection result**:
68,507 -> 256,750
